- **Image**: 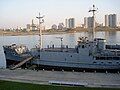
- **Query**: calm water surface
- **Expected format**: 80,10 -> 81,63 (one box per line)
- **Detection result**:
0,31 -> 120,68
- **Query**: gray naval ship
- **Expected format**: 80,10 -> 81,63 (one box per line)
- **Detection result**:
3,5 -> 120,70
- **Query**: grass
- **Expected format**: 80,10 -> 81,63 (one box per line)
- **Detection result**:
0,80 -> 119,90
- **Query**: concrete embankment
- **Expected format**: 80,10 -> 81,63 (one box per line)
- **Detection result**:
0,69 -> 120,88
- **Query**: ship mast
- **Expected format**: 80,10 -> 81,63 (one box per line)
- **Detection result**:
36,13 -> 44,49
89,5 -> 97,40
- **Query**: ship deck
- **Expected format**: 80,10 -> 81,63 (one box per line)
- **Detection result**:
42,48 -> 77,53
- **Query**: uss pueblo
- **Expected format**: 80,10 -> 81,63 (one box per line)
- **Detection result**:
3,5 -> 120,70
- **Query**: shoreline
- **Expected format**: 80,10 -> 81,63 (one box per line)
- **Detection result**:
0,28 -> 120,36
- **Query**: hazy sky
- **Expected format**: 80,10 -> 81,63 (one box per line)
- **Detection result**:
0,0 -> 120,29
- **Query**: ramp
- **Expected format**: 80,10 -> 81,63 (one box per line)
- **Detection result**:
10,56 -> 33,70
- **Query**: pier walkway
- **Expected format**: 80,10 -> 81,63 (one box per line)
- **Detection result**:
0,69 -> 120,88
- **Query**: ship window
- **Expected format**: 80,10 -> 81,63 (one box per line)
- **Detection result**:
13,52 -> 16,55
107,57 -> 112,60
82,45 -> 84,48
96,57 -> 99,60
4,51 -> 6,54
70,55 -> 72,57
65,58 -> 66,61
38,55 -> 40,57
108,62 -> 112,64
99,57 -> 106,60
116,62 -> 119,64
93,62 -> 96,63
113,57 -> 119,60
96,56 -> 120,60
101,62 -> 103,63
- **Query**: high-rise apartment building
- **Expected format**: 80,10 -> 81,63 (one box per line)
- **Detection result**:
65,19 -> 68,28
109,14 -> 117,28
105,15 -> 109,27
105,14 -> 117,28
87,17 -> 94,29
84,17 -> 94,29
68,18 -> 75,29
84,17 -> 88,28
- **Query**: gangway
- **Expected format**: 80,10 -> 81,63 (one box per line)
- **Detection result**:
10,56 -> 33,70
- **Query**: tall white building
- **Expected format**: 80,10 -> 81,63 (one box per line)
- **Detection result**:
65,19 -> 68,28
105,14 -> 117,28
84,17 -> 88,28
105,15 -> 109,27
84,17 -> 94,29
65,18 -> 75,29
26,24 -> 31,31
109,14 -> 117,28
87,17 -> 94,29
68,18 -> 75,29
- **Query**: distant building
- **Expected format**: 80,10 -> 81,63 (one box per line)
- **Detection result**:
84,17 -> 95,29
58,23 -> 64,30
105,14 -> 117,28
65,19 -> 69,28
84,17 -> 88,28
68,18 -> 75,29
31,19 -> 37,31
26,19 -> 38,32
109,14 -> 117,28
87,17 -> 94,29
51,24 -> 57,30
105,15 -> 109,27
26,24 -> 31,31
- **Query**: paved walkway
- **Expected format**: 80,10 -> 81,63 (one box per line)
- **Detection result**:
0,69 -> 120,88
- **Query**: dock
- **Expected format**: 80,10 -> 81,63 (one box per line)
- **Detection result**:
0,69 -> 120,88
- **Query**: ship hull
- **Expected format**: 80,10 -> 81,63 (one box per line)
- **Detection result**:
6,59 -> 32,68
35,60 -> 120,70
6,58 -> 120,72
36,64 -> 120,72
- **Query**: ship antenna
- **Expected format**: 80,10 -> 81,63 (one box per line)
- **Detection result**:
36,13 -> 44,70
89,5 -> 98,40
36,13 -> 44,49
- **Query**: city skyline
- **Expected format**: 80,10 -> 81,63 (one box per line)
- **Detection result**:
0,0 -> 120,29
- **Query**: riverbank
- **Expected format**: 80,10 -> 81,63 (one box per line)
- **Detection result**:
0,30 -> 68,36
0,27 -> 120,36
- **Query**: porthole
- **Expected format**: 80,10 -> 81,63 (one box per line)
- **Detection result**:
38,55 -> 40,57
108,62 -> 112,64
93,62 -> 96,63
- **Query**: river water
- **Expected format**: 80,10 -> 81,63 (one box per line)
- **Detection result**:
0,31 -> 120,68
